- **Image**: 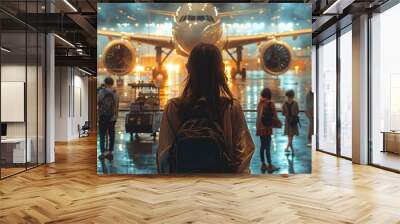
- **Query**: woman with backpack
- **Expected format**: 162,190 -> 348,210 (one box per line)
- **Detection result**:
157,43 -> 255,174
256,88 -> 281,172
282,90 -> 300,155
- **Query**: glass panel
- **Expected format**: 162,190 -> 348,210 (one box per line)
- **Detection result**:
318,37 -> 337,154
340,29 -> 352,158
1,29 -> 28,177
0,0 -> 47,178
371,4 -> 400,171
197,16 -> 205,21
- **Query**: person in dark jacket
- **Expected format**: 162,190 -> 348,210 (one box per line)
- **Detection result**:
97,77 -> 119,160
282,90 -> 299,155
256,88 -> 279,172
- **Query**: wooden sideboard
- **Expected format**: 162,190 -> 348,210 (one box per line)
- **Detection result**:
382,131 -> 400,154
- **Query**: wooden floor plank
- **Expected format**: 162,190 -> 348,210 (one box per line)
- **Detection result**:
0,136 -> 400,223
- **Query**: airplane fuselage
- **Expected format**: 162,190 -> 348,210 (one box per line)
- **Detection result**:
172,3 -> 224,56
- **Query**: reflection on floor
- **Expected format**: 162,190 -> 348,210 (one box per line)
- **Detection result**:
98,70 -> 312,174
98,111 -> 312,175
0,162 -> 42,179
0,167 -> 26,178
372,151 -> 400,171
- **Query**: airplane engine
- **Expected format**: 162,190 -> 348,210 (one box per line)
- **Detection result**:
102,39 -> 136,76
259,40 -> 293,76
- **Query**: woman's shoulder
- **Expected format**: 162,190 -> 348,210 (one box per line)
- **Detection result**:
164,97 -> 181,111
231,98 -> 242,109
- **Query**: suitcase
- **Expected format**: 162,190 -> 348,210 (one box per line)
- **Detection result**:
125,113 -> 154,134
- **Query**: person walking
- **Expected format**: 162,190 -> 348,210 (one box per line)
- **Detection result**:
256,87 -> 281,172
97,77 -> 119,160
282,90 -> 299,155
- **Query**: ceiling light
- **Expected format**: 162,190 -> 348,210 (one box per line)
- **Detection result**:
63,0 -> 78,12
54,34 -> 75,48
1,47 -> 11,53
78,67 -> 92,76
323,0 -> 354,15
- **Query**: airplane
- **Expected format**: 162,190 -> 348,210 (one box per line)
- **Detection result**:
98,3 -> 311,79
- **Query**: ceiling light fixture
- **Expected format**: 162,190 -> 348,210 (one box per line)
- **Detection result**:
78,67 -> 93,76
54,34 -> 75,48
63,0 -> 78,12
323,0 -> 354,15
1,47 -> 11,53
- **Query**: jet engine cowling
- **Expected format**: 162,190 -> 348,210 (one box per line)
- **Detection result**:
259,40 -> 292,76
102,39 -> 136,76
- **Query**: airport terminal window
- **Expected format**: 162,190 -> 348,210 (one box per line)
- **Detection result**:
339,28 -> 352,158
317,35 -> 337,155
370,3 -> 400,171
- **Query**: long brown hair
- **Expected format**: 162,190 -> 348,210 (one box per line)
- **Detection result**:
179,43 -> 233,121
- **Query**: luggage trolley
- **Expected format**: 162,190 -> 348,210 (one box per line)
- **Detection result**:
125,81 -> 161,141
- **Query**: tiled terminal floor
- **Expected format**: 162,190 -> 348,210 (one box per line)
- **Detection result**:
98,71 -> 312,174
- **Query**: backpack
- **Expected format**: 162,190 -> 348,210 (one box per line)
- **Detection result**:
100,90 -> 116,119
261,102 -> 274,126
286,102 -> 300,128
169,100 -> 235,173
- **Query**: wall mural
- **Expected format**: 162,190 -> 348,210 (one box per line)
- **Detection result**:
97,3 -> 312,175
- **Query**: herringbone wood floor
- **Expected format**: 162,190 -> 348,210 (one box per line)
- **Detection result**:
1,136 -> 400,224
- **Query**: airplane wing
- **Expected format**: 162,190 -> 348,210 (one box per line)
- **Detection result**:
141,9 -> 175,17
219,9 -> 265,17
98,30 -> 175,49
224,28 -> 312,49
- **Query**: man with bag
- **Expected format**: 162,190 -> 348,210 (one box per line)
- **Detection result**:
97,77 -> 119,160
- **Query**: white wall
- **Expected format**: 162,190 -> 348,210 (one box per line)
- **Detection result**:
1,65 -> 26,139
0,65 -> 41,138
1,63 -> 46,164
54,67 -> 89,141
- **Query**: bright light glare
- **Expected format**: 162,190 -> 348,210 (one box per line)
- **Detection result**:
63,0 -> 78,12
224,61 -> 232,79
134,65 -> 144,72
165,63 -> 179,74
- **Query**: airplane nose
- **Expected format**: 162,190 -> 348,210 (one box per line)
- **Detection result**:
177,23 -> 209,53
187,25 -> 206,42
